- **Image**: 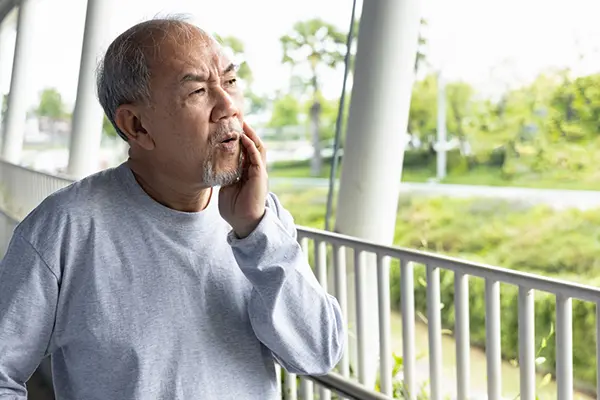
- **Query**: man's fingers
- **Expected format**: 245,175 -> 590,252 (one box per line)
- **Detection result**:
241,134 -> 263,168
242,121 -> 266,163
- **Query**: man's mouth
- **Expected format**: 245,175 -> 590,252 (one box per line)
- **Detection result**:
220,133 -> 240,144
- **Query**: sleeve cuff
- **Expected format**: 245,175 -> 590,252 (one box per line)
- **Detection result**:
227,207 -> 287,248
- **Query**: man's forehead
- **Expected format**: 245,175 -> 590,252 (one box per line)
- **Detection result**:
151,35 -> 232,76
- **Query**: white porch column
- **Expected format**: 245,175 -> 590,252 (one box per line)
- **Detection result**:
67,0 -> 110,179
0,20 -> 11,133
334,0 -> 421,389
1,0 -> 36,163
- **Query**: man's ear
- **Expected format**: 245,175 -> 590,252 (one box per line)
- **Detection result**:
114,105 -> 155,151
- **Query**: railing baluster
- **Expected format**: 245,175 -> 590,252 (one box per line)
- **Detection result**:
400,259 -> 416,400
597,301 -> 600,400
314,243 -> 330,400
333,244 -> 349,379
276,363 -> 282,398
485,279 -> 501,400
299,237 -> 314,398
426,264 -> 443,400
284,370 -> 297,400
556,295 -> 573,400
454,271 -> 470,400
354,249 -> 368,384
315,240 -> 328,292
288,233 -> 305,400
377,254 -> 392,396
299,378 -> 313,400
518,287 -> 535,400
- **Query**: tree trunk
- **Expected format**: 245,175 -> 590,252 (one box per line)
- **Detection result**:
309,100 -> 322,176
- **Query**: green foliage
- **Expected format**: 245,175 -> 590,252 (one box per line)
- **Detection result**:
1,93 -> 7,123
280,18 -> 349,176
408,74 -> 475,141
548,72 -> 600,141
268,94 -> 301,128
280,18 -> 347,81
409,75 -> 437,138
303,93 -> 345,143
102,115 -> 117,138
36,88 -> 66,119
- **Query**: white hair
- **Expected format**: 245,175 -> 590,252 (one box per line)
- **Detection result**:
96,15 -> 206,141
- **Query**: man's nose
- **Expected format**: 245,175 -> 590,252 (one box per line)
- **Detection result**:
211,88 -> 239,122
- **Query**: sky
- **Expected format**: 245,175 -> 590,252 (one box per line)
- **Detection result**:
0,0 -> 599,110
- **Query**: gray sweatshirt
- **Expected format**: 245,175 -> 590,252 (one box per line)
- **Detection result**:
0,163 -> 344,400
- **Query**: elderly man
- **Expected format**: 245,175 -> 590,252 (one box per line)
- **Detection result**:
0,18 -> 344,400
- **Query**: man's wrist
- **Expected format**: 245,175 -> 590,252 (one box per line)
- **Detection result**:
233,211 -> 266,239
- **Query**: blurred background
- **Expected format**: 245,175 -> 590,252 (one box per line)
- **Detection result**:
6,0 -> 600,399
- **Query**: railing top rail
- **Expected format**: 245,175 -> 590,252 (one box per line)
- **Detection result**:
306,372 -> 393,400
0,159 -> 75,184
298,226 -> 600,303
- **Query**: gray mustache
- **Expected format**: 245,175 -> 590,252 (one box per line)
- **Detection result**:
212,120 -> 243,143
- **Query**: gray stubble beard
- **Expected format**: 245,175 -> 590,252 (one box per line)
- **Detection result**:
202,147 -> 244,187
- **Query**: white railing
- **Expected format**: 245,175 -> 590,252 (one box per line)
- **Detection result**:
296,226 -> 600,400
2,160 -> 600,400
0,160 -> 72,219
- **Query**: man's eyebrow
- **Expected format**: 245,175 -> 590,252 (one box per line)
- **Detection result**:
179,63 -> 239,84
222,63 -> 239,75
180,73 -> 207,84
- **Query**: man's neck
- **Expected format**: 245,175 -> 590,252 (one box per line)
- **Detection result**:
126,159 -> 212,213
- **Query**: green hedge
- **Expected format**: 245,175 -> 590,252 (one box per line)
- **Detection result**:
390,261 -> 598,388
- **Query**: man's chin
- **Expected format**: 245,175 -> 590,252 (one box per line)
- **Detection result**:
202,166 -> 242,187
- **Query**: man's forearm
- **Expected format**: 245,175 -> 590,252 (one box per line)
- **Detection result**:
228,206 -> 345,375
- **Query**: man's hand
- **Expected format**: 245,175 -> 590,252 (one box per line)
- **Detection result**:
219,121 -> 268,238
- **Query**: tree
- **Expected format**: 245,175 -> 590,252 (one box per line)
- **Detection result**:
446,81 -> 475,140
268,94 -> 301,128
280,18 -> 347,176
408,74 -> 437,139
548,71 -> 600,141
36,88 -> 65,120
304,93 -> 341,145
415,18 -> 429,74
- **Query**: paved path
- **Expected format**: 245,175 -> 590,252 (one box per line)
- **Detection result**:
269,178 -> 600,210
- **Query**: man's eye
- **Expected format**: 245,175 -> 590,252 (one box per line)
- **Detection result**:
225,78 -> 237,87
192,88 -> 206,95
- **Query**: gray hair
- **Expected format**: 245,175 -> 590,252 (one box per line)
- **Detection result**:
96,15 -> 204,141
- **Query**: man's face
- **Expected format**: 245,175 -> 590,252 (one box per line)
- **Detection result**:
140,30 -> 245,187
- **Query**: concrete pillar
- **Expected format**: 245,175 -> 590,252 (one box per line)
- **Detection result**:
0,10 -> 18,136
67,0 -> 110,179
0,21 -> 10,133
334,0 -> 421,388
1,0 -> 36,163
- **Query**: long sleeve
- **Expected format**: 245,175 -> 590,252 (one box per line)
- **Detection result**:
228,193 -> 344,375
0,232 -> 58,399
